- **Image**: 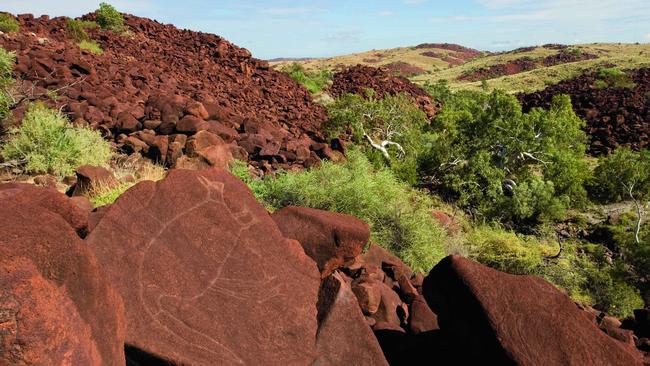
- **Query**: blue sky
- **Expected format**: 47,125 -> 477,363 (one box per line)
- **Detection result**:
3,0 -> 650,59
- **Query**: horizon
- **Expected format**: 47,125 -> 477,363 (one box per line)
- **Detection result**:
2,0 -> 650,60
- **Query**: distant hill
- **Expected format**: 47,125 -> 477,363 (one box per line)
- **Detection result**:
270,43 -> 484,77
273,43 -> 650,94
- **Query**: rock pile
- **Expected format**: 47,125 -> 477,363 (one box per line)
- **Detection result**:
1,169 -> 650,365
330,65 -> 439,119
0,13 -> 336,172
520,68 -> 650,154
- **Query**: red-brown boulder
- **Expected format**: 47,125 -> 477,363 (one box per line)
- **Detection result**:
70,165 -> 119,197
85,168 -> 321,365
315,272 -> 389,366
0,195 -> 126,366
423,255 -> 644,365
271,206 -> 370,278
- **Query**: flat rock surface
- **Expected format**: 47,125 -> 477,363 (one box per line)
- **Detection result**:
86,168 -> 321,365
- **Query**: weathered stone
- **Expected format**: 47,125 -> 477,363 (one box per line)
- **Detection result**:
71,165 -> 119,197
86,168 -> 321,365
272,206 -> 370,278
423,255 -> 644,366
314,272 -> 389,366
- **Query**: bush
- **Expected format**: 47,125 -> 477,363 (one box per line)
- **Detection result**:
589,147 -> 650,203
595,67 -> 636,89
424,90 -> 588,225
1,103 -> 113,176
609,211 -> 650,304
65,18 -> 97,42
0,13 -> 19,33
0,47 -> 15,122
325,92 -> 430,185
96,2 -> 125,32
281,63 -> 332,94
237,149 -> 451,272
79,40 -> 103,55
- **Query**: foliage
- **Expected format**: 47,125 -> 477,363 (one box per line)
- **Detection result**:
281,63 -> 332,94
424,90 -> 588,225
589,147 -> 650,203
79,40 -> 103,55
325,92 -> 431,184
594,67 -> 636,89
1,103 -> 112,176
0,47 -> 15,122
609,211 -> 650,305
96,2 -> 125,33
65,18 -> 97,42
0,13 -> 19,33
87,161 -> 166,207
89,182 -> 132,207
235,149 -> 451,272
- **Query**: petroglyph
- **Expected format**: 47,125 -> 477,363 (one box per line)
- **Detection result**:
136,175 -> 281,365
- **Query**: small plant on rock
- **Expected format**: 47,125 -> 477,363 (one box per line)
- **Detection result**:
79,40 -> 103,55
96,2 -> 125,33
0,13 -> 19,33
65,18 -> 97,42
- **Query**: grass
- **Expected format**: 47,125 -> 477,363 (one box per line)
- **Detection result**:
0,103 -> 113,176
79,40 -> 103,55
0,13 -> 19,33
86,158 -> 166,207
66,18 -> 98,42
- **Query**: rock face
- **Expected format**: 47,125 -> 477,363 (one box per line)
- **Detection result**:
330,65 -> 439,119
272,206 -> 370,277
85,168 -> 321,365
423,255 -> 644,366
315,272 -> 388,366
0,188 -> 126,366
70,164 -> 120,197
1,13 -> 336,173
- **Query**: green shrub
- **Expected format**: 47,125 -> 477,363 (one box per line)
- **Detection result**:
1,103 -> 112,176
609,211 -> 650,304
65,18 -> 97,42
595,67 -> 636,89
238,149 -> 451,272
96,2 -> 125,32
89,182 -> 132,207
79,40 -> 103,55
0,13 -> 19,33
325,93 -> 430,185
424,90 -> 588,225
589,147 -> 650,203
281,63 -> 332,94
0,47 -> 15,122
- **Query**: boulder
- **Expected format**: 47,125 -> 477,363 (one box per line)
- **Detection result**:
0,195 -> 126,366
70,165 -> 119,197
0,183 -> 89,237
85,168 -> 321,365
423,255 -> 644,366
272,206 -> 370,277
314,272 -> 389,366
0,257 -> 101,365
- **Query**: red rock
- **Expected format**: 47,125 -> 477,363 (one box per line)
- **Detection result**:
197,144 -> 234,169
352,280 -> 382,315
71,165 -> 119,197
0,257 -> 101,365
315,272 -> 389,366
271,206 -> 370,277
0,183 -> 88,237
431,210 -> 461,235
85,168 -> 321,365
372,282 -> 405,332
208,122 -> 240,142
423,255 -> 644,365
0,196 -> 126,366
117,111 -> 142,133
397,274 -> 419,303
176,115 -> 209,134
362,244 -> 414,280
33,174 -> 57,188
184,101 -> 209,120
185,130 -> 224,157
408,296 -> 439,335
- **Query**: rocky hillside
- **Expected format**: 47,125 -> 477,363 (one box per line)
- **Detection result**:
0,13 -> 341,173
3,167 -> 650,365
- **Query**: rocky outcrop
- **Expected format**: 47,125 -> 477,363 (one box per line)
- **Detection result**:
422,255 -> 644,366
1,13 -> 336,173
330,65 -> 439,119
0,187 -> 126,366
520,68 -> 650,154
85,168 -> 321,365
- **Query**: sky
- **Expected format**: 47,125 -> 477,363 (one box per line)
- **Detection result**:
3,0 -> 650,59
